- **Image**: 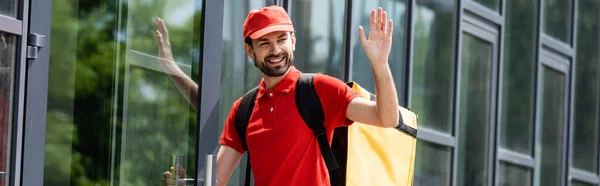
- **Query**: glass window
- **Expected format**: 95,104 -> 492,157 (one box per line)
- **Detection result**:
0,31 -> 16,186
44,0 -> 203,185
411,0 -> 457,133
496,162 -> 532,186
543,0 -> 572,43
538,66 -> 566,186
500,0 -> 536,155
413,141 -> 452,186
0,0 -> 17,18
572,0 -> 600,173
290,0 -> 346,79
220,0 -> 274,185
351,0 -> 407,101
457,33 -> 493,186
571,181 -> 595,186
473,0 -> 500,12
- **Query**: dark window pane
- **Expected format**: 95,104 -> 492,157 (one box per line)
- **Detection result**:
500,0 -> 536,155
473,0 -> 500,11
291,0 -> 346,79
220,1 -> 273,185
496,162 -> 532,186
411,0 -> 457,133
572,0 -> 600,173
44,0 -> 203,185
457,33 -> 493,186
571,180 -> 595,186
538,66 -> 566,186
543,0 -> 572,43
351,0 -> 407,101
0,0 -> 17,18
414,141 -> 452,186
0,32 -> 16,186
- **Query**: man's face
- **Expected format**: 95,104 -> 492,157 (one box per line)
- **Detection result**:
244,31 -> 296,77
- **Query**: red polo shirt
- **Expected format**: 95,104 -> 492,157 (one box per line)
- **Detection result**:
219,67 -> 360,186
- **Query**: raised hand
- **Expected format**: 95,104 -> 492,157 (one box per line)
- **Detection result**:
358,7 -> 393,66
152,18 -> 176,68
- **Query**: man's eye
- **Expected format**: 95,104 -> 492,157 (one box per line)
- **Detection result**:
278,39 -> 286,43
260,42 -> 268,46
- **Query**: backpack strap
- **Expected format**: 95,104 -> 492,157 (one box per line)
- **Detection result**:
368,93 -> 418,138
234,86 -> 258,186
295,73 -> 339,171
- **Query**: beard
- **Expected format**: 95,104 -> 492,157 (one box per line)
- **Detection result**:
253,50 -> 293,77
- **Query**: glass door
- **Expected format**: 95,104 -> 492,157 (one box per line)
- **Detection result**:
40,0 -> 211,185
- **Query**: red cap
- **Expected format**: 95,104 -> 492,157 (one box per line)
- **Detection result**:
243,5 -> 295,40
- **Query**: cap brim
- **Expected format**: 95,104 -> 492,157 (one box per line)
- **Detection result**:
249,24 -> 295,39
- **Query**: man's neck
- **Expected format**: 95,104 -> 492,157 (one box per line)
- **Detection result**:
263,68 -> 291,90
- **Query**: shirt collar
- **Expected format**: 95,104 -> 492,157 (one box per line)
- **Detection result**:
256,66 -> 301,99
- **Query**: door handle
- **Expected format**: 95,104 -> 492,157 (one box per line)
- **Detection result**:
204,154 -> 214,186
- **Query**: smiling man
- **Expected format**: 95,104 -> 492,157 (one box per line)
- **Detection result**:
214,5 -> 400,186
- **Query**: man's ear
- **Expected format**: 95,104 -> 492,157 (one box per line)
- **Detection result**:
291,32 -> 296,51
244,43 -> 254,59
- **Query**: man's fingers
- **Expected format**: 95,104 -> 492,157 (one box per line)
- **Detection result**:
176,165 -> 186,178
157,18 -> 169,35
358,26 -> 368,45
388,20 -> 394,37
370,9 -> 376,29
154,30 -> 164,46
381,11 -> 388,32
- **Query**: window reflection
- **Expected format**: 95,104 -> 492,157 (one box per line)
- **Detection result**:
0,31 -> 15,186
538,66 -> 566,186
411,0 -> 457,133
543,0 -> 572,43
496,162 -> 532,186
500,0 -> 536,155
413,141 -> 452,186
290,0 -> 346,79
351,0 -> 407,101
0,0 -> 17,18
457,33 -> 493,186
572,0 -> 600,173
44,0 -> 202,185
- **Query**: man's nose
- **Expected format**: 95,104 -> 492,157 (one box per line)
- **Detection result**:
268,43 -> 281,55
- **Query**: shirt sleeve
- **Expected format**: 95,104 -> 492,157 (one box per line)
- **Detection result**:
313,74 -> 361,129
218,98 -> 246,154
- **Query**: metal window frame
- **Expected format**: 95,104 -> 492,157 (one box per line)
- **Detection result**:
456,14 -> 500,186
0,0 -> 29,185
494,0 -> 540,184
193,0 -> 225,185
0,15 -> 22,35
533,50 -> 571,186
19,0 -> 49,185
567,0 -> 600,185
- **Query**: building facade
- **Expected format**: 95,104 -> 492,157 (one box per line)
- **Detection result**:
0,0 -> 599,185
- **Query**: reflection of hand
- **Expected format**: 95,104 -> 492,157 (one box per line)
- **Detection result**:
152,18 -> 179,73
0,32 -> 6,51
151,17 -> 199,111
160,164 -> 186,186
358,7 -> 393,66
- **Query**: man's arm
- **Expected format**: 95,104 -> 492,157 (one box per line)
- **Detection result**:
153,18 -> 199,110
216,145 -> 243,186
346,7 -> 399,128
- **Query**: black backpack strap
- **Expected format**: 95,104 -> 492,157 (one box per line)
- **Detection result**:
368,93 -> 418,138
235,86 -> 259,151
295,73 -> 339,171
234,86 -> 259,186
